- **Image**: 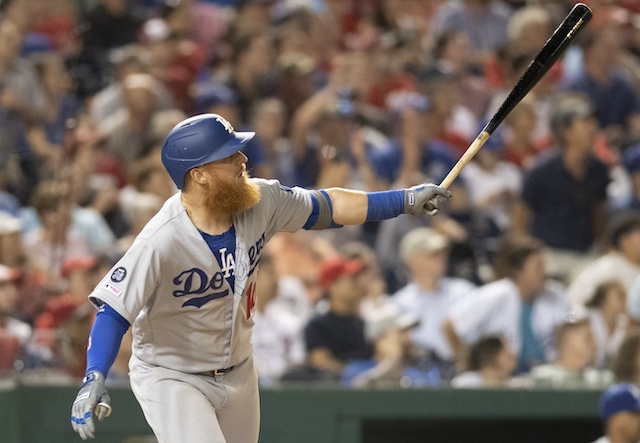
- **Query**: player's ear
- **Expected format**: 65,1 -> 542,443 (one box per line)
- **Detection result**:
188,167 -> 208,186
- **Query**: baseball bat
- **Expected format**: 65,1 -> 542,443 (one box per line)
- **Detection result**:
437,2 -> 592,190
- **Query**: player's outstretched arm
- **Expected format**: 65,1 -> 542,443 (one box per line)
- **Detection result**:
324,184 -> 452,226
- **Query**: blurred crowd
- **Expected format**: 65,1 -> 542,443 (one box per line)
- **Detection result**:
2,0 -> 640,397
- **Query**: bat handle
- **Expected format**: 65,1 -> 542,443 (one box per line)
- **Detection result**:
439,131 -> 490,189
425,131 -> 491,212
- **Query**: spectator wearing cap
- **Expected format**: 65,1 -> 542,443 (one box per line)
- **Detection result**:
592,383 -> 640,443
512,92 -> 610,285
89,44 -> 172,125
342,303 -> 439,388
303,256 -> 372,376
99,73 -> 162,165
391,227 -> 475,380
444,235 -> 570,374
450,335 -> 520,388
530,315 -> 613,389
567,213 -> 640,308
0,264 -> 30,373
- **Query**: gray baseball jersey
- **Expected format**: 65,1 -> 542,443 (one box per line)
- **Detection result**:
89,178 -> 313,373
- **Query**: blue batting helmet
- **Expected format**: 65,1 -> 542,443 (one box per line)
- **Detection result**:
161,114 -> 255,189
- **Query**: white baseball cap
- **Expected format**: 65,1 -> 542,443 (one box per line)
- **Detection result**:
399,227 -> 449,261
364,303 -> 419,341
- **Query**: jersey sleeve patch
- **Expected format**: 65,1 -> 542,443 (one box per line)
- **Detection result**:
100,282 -> 122,297
110,267 -> 127,282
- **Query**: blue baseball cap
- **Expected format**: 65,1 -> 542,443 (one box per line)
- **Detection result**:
161,114 -> 254,189
599,383 -> 640,421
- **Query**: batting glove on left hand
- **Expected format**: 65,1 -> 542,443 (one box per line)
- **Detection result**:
71,371 -> 112,440
403,184 -> 452,215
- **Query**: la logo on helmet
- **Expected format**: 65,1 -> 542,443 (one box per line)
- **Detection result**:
215,116 -> 234,134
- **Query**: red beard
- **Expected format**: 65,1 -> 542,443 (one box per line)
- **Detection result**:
203,173 -> 261,215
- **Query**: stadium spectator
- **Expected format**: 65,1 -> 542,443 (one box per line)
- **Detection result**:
584,280 -> 629,370
512,93 -> 610,284
431,0 -> 511,68
304,256 -> 372,377
450,334 -> 520,388
614,143 -> 640,213
611,332 -> 640,385
0,264 -> 28,374
0,18 -> 47,203
562,26 -> 640,149
21,180 -> 93,288
99,73 -> 162,165
459,126 -> 522,252
81,0 -> 145,69
29,51 -> 81,172
252,251 -> 306,384
0,211 -> 23,267
501,96 -> 548,169
391,227 -> 475,379
530,315 -> 613,388
444,234 -> 570,373
248,98 -> 297,185
567,213 -> 640,308
342,303 -> 436,388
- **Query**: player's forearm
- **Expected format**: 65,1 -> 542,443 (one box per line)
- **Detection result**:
86,305 -> 131,378
324,188 -> 368,225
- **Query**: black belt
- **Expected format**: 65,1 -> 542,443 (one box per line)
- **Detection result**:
199,366 -> 235,377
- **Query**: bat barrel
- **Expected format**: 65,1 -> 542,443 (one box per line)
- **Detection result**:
483,3 -> 592,135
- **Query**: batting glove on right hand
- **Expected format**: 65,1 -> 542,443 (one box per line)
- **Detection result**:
71,371 -> 112,440
403,183 -> 452,215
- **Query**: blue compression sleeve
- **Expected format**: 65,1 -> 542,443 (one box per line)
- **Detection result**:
86,304 -> 130,377
366,190 -> 404,222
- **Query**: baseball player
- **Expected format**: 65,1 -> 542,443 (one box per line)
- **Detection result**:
70,113 -> 451,442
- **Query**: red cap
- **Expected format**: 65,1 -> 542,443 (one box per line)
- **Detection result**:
319,257 -> 366,289
61,256 -> 99,279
